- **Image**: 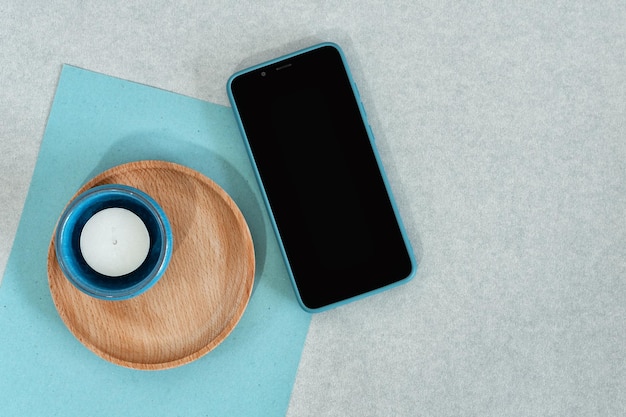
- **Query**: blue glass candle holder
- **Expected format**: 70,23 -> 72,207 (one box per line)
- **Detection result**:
54,184 -> 173,300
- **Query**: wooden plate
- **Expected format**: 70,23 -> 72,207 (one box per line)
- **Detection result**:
48,161 -> 255,370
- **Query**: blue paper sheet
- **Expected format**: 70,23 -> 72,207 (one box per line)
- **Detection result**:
0,65 -> 311,416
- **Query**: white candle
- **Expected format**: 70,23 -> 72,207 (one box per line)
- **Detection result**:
79,207 -> 151,277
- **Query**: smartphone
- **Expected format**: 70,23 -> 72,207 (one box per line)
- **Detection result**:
227,42 -> 416,312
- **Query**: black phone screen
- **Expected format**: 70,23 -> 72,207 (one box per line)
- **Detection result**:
229,44 -> 414,310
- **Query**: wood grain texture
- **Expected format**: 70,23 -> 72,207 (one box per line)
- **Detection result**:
48,161 -> 255,370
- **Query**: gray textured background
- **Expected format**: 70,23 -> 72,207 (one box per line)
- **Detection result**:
1,1 -> 624,416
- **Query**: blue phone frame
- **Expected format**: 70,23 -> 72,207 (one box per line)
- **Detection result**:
227,42 -> 417,313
